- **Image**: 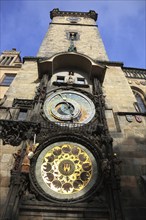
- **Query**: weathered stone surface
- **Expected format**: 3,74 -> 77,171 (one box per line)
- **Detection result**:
37,16 -> 109,61
1,153 -> 13,163
0,8 -> 146,220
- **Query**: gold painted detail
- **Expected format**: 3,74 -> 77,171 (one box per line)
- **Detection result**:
59,159 -> 75,176
41,144 -> 92,194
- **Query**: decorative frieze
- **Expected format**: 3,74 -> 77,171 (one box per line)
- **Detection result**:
123,68 -> 146,79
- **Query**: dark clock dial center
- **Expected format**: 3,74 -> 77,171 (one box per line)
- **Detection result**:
56,102 -> 74,116
59,159 -> 75,176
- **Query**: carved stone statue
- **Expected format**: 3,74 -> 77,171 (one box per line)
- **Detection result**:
67,71 -> 75,84
13,141 -> 39,174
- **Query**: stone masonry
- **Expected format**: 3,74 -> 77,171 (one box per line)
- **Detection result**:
0,9 -> 146,220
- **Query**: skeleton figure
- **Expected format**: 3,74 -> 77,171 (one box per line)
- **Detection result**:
67,71 -> 75,84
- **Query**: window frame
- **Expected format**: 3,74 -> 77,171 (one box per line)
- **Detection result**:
0,73 -> 16,86
0,56 -> 14,65
56,76 -> 65,83
67,32 -> 79,41
17,108 -> 28,121
133,90 -> 146,113
77,77 -> 86,85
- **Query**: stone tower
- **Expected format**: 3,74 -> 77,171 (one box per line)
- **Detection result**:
37,9 -> 108,61
0,9 -> 146,220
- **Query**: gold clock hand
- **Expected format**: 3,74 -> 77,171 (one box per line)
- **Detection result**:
58,94 -> 74,116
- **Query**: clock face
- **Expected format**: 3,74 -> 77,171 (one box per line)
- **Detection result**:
43,90 -> 95,124
34,141 -> 98,201
66,17 -> 81,23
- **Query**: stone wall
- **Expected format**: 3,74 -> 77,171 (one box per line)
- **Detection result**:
0,67 -> 21,100
3,60 -> 39,108
37,16 -> 109,61
0,142 -> 16,214
0,60 -> 39,218
103,66 -> 136,112
104,66 -> 146,219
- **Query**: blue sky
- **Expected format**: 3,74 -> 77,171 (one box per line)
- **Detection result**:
0,0 -> 146,69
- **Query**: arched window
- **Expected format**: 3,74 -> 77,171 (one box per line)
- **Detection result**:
133,90 -> 146,113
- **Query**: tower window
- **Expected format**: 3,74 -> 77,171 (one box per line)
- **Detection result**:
77,77 -> 85,84
0,74 -> 16,86
67,32 -> 79,41
0,56 -> 14,65
57,76 -> 65,83
133,91 -> 146,113
17,109 -> 28,121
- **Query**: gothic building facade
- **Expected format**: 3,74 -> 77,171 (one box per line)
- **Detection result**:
0,9 -> 146,220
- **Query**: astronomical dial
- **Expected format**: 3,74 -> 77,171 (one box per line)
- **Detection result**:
43,90 -> 95,124
34,142 -> 98,200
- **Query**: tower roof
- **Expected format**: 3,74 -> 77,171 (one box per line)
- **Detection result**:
50,8 -> 98,21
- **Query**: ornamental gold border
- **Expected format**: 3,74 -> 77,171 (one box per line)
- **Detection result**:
35,142 -> 97,200
29,134 -> 103,203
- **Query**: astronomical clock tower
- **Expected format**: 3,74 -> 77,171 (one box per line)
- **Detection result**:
1,8 -> 146,220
